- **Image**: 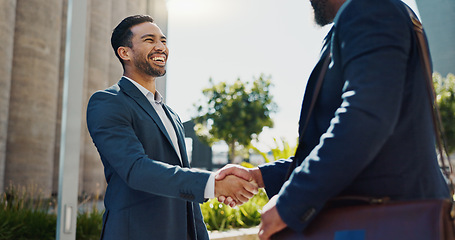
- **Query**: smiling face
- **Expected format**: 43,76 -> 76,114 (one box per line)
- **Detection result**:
126,22 -> 169,77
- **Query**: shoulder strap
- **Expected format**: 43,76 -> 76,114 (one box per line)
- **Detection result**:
301,53 -> 332,136
405,5 -> 453,187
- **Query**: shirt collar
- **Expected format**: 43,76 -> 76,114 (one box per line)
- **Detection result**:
123,76 -> 164,104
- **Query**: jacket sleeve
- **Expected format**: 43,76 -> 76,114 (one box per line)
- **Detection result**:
274,0 -> 412,232
259,158 -> 294,198
86,90 -> 211,203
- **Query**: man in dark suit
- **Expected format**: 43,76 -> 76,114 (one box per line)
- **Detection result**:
216,0 -> 451,239
86,15 -> 257,240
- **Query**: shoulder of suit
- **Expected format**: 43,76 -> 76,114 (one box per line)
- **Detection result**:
105,83 -> 121,94
88,84 -> 128,107
90,83 -> 122,97
335,0 -> 407,23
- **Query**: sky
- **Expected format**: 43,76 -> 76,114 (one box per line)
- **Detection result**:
164,0 -> 419,151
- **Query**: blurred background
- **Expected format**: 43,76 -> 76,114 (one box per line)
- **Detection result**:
0,0 -> 454,200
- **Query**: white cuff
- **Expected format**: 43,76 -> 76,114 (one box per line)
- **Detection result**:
204,173 -> 215,199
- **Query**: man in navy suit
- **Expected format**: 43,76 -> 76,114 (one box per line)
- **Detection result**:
217,0 -> 451,239
86,15 -> 258,240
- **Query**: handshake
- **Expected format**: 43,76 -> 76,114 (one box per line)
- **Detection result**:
212,164 -> 287,240
213,164 -> 264,207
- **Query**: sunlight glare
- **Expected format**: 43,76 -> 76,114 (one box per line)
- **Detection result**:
167,0 -> 224,18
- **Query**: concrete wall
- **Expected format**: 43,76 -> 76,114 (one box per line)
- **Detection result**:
0,0 -> 17,192
0,0 -> 168,197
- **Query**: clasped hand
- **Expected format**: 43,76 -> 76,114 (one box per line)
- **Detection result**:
213,164 -> 287,239
213,164 -> 262,207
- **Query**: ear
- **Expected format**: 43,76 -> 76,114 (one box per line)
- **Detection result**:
117,46 -> 131,62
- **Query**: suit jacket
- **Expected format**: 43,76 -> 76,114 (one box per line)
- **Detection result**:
86,77 -> 210,240
259,0 -> 450,233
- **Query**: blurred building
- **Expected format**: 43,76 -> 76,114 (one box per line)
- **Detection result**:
416,0 -> 455,76
0,0 -> 168,197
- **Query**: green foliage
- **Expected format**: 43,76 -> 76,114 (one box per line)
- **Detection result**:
251,138 -> 297,163
0,184 -> 270,237
0,185 -> 104,240
434,73 -> 455,153
0,207 -> 57,240
76,201 -> 104,240
200,189 -> 268,231
194,74 -> 278,161
0,185 -> 57,240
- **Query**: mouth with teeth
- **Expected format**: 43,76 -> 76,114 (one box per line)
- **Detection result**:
150,54 -> 167,66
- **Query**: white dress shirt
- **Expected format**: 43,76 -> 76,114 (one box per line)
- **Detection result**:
124,77 -> 215,198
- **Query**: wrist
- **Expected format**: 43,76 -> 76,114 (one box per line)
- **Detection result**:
250,167 -> 264,188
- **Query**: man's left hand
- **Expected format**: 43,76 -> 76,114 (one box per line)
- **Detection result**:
258,195 -> 287,240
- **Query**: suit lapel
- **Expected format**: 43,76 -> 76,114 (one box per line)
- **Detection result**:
118,77 -> 175,151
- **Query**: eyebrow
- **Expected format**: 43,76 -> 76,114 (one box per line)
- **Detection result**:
140,34 -> 167,40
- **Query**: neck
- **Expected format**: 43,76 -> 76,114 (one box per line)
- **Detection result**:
124,72 -> 156,94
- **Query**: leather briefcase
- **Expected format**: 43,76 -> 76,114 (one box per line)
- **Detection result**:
272,198 -> 455,240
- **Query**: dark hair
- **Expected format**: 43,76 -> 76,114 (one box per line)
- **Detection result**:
111,15 -> 155,66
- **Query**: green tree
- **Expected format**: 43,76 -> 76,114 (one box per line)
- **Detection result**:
194,74 -> 277,162
434,72 -> 455,154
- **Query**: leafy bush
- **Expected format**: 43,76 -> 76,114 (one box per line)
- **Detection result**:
76,208 -> 104,240
0,185 -> 104,240
434,73 -> 455,153
251,138 -> 297,163
200,138 -> 298,232
0,185 -> 57,240
1,184 -> 268,238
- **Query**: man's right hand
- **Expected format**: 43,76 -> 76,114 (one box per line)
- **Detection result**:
214,164 -> 264,207
214,175 -> 258,207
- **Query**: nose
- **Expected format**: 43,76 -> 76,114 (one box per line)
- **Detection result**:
154,41 -> 166,52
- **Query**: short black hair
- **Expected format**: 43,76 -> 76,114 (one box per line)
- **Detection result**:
111,15 -> 155,66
